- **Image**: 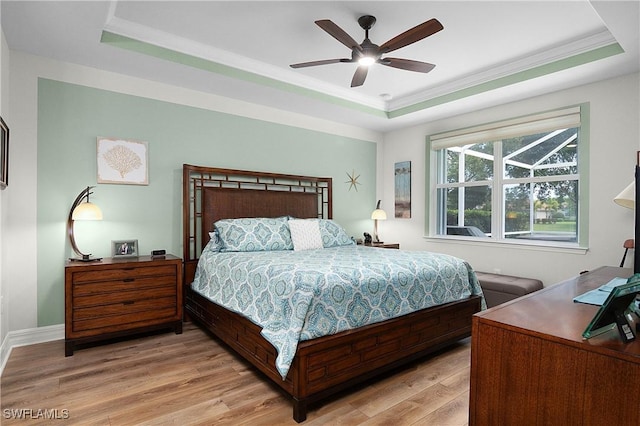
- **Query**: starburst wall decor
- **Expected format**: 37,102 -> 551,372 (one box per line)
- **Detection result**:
345,170 -> 361,191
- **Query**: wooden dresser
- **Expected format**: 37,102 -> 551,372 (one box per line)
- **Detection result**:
470,266 -> 640,425
65,255 -> 183,356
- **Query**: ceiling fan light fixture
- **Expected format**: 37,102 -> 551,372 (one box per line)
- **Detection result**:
358,56 -> 376,66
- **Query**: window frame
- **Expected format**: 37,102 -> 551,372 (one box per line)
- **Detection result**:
425,104 -> 589,251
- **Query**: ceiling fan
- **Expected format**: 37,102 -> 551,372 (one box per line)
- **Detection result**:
290,15 -> 443,87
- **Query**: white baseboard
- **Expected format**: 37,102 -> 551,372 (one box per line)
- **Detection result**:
0,324 -> 64,376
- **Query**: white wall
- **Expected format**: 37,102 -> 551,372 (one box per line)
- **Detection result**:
4,52 -> 38,337
0,3 -> 9,353
380,72 -> 640,286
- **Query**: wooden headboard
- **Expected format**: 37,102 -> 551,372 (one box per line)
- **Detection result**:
182,164 -> 332,284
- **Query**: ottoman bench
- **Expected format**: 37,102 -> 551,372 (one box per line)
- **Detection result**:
475,271 -> 543,308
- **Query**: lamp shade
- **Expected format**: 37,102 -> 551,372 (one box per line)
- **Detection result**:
371,200 -> 387,220
614,181 -> 634,210
371,209 -> 387,220
72,202 -> 103,220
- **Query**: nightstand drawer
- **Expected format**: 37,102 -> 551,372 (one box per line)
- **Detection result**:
73,275 -> 177,296
72,264 -> 177,283
73,284 -> 176,308
73,302 -> 178,332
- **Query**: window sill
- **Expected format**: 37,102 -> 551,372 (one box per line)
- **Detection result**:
423,235 -> 588,255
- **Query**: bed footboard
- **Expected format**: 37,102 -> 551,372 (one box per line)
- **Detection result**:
186,286 -> 481,422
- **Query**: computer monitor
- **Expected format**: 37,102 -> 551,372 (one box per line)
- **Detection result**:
582,275 -> 640,342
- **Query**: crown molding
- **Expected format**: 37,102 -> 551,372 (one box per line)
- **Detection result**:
103,13 -> 620,121
103,15 -> 388,111
389,30 -> 618,111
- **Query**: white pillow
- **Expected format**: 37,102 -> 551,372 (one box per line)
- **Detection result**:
288,219 -> 324,251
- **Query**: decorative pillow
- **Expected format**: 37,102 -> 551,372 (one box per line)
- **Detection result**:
289,219 -> 324,251
215,217 -> 293,252
318,219 -> 355,247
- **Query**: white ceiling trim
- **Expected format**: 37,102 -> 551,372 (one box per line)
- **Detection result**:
103,13 -> 618,118
389,30 -> 618,111
103,15 -> 388,111
104,12 -> 616,120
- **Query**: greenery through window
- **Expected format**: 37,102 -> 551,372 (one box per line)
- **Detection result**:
431,106 -> 584,246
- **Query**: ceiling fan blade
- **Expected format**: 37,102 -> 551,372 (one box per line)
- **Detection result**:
381,57 -> 436,73
379,18 -> 443,53
315,20 -> 362,51
290,58 -> 351,68
351,65 -> 368,87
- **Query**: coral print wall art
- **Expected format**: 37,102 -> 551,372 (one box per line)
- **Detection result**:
97,137 -> 149,185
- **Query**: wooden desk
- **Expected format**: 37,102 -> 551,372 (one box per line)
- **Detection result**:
469,266 -> 640,426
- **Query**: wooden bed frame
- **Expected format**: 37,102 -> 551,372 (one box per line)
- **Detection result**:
182,164 -> 482,422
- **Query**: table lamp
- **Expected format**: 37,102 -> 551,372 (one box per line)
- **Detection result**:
68,186 -> 103,262
371,200 -> 387,243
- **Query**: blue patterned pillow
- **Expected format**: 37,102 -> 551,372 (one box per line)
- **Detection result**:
318,219 -> 355,247
215,217 -> 293,252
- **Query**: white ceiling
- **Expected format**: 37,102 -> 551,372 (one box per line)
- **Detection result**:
2,1 -> 639,132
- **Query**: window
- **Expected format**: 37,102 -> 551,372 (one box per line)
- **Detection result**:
429,105 -> 587,247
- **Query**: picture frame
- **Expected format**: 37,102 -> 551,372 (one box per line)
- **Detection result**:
97,137 -> 149,185
111,239 -> 139,258
394,161 -> 411,218
0,116 -> 9,189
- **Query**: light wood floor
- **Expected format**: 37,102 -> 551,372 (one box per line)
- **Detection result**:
1,323 -> 471,425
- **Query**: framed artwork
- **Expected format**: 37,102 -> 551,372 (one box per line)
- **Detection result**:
394,161 -> 411,218
0,116 -> 8,189
111,239 -> 139,258
97,137 -> 148,185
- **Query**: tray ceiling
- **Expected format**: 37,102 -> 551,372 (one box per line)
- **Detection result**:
2,1 -> 638,132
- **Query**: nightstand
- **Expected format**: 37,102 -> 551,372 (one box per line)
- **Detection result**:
371,242 -> 400,249
64,254 -> 183,356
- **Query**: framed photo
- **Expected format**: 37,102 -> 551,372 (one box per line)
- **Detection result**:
97,137 -> 148,185
111,239 -> 139,258
0,116 -> 8,189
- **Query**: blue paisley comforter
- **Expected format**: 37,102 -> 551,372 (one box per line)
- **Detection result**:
191,245 -> 484,379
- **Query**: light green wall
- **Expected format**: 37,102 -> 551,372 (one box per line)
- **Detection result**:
37,78 -> 376,326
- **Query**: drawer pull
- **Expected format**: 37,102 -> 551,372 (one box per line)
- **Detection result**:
122,301 -> 135,305
123,278 -> 135,283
